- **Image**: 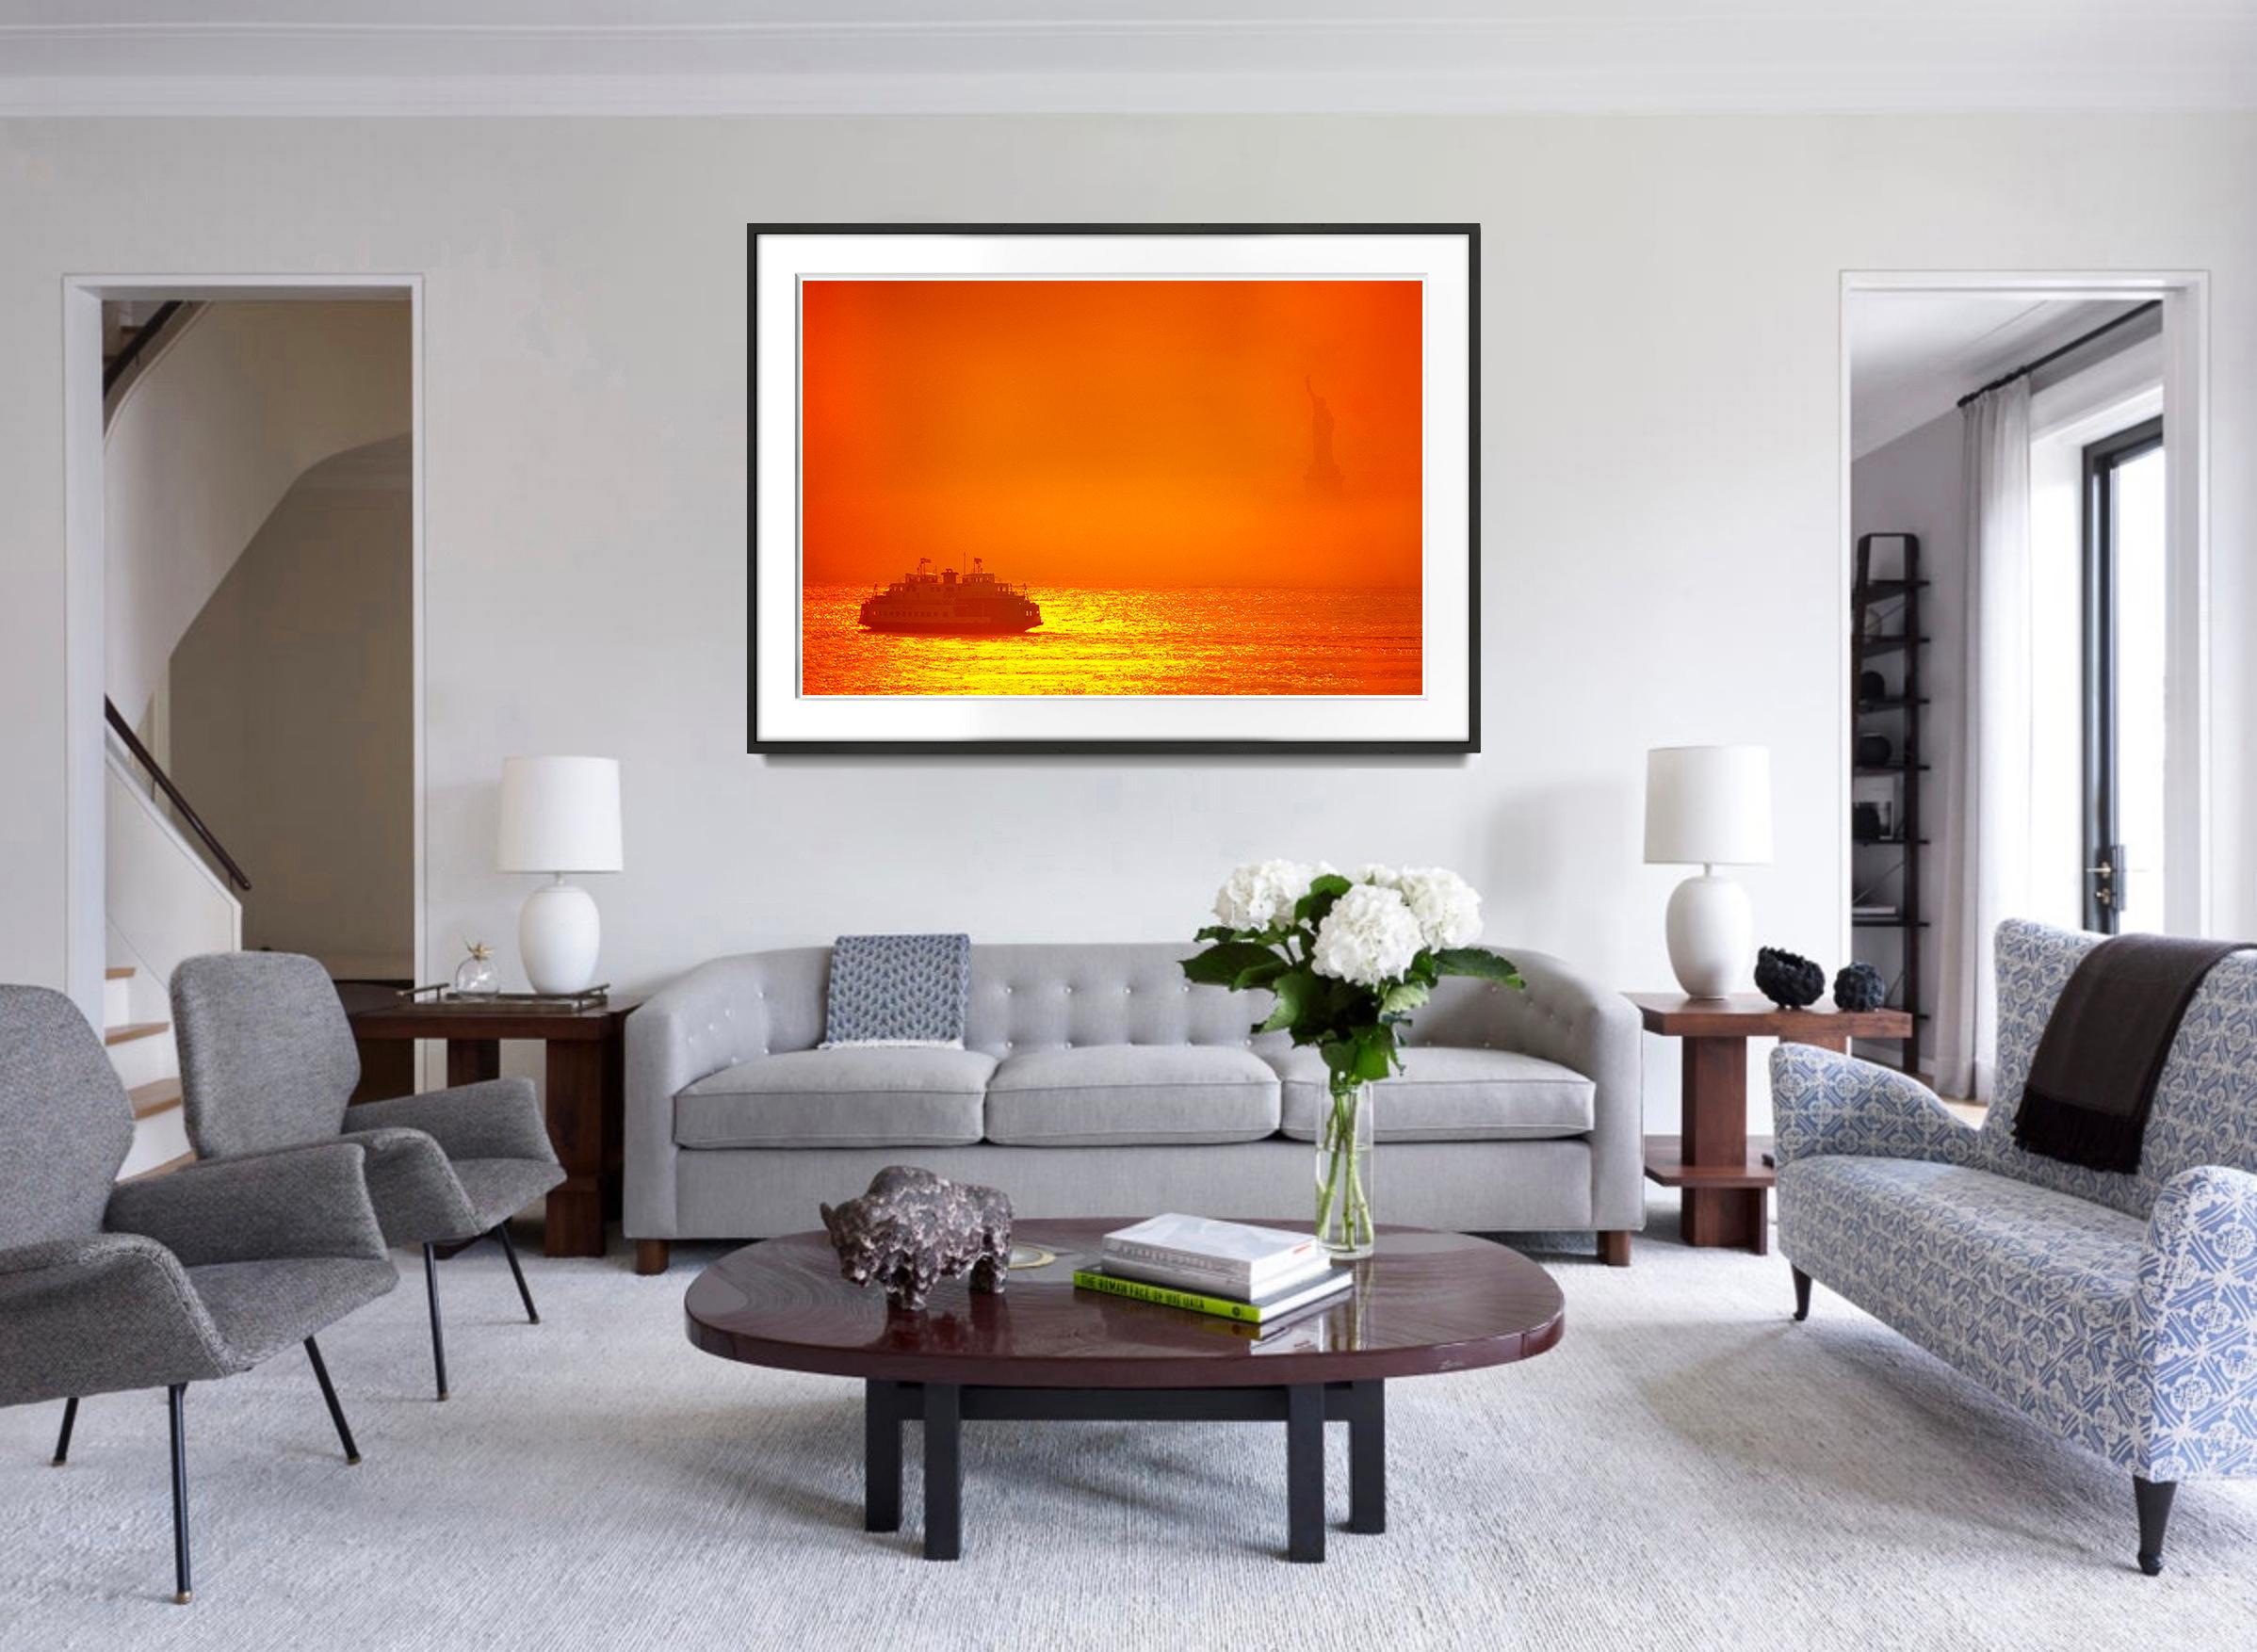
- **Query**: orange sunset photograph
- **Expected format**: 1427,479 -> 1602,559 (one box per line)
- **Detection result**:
797,277 -> 1423,698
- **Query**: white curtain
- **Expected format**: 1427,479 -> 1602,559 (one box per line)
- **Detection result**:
1935,381 -> 2032,1101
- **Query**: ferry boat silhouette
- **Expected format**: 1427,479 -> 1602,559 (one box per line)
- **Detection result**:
858,558 -> 1043,635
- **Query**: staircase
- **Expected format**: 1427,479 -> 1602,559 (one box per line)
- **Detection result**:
106,695 -> 246,1181
106,964 -> 192,1178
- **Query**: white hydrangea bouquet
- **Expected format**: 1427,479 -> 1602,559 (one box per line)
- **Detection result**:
1183,863 -> 1522,1257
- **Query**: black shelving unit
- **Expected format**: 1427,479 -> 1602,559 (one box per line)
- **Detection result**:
1851,533 -> 1927,1075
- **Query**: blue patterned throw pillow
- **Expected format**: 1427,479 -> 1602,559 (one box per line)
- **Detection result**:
822,933 -> 972,1048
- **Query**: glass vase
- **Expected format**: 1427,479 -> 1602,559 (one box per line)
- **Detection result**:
1313,1078 -> 1376,1259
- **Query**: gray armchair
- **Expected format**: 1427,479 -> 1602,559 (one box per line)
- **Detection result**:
0,985 -> 395,1605
170,952 -> 563,1400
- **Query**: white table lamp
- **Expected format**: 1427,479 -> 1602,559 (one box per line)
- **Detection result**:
497,755 -> 622,996
1644,745 -> 1772,998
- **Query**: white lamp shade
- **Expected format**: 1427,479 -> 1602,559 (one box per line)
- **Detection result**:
497,756 -> 623,874
1644,745 -> 1773,867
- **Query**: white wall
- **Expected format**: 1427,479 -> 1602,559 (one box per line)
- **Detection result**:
167,452 -> 414,980
3,116 -> 2253,1131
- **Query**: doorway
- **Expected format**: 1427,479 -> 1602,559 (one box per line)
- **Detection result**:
61,277 -> 425,1045
1842,272 -> 2207,1095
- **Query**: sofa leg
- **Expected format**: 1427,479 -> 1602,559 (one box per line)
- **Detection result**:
1596,1230 -> 1632,1268
1792,1268 -> 1812,1322
635,1240 -> 672,1276
2135,1476 -> 2177,1576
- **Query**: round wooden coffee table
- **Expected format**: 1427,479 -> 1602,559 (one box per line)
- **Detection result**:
684,1218 -> 1565,1562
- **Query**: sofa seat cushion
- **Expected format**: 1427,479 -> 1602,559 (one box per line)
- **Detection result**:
984,1045 -> 1280,1146
1270,1046 -> 1595,1142
1777,1156 -> 2149,1461
674,1048 -> 994,1149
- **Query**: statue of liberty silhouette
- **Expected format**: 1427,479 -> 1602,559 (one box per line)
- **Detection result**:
1304,378 -> 1344,499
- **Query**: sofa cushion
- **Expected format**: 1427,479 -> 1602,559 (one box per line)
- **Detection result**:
674,1048 -> 993,1149
1777,1155 -> 2149,1460
984,1045 -> 1280,1146
1271,1046 -> 1595,1142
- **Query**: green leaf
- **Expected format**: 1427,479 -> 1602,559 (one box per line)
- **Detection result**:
1258,968 -> 1322,1034
1351,1030 -> 1398,1082
1193,924 -> 1242,944
1180,942 -> 1285,987
1379,980 -> 1431,1016
1432,947 -> 1525,987
1292,872 -> 1355,928
1233,958 -> 1289,991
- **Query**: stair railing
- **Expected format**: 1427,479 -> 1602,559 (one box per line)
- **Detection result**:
103,698 -> 252,892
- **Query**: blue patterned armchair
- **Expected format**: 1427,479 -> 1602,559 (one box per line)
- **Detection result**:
1774,918 -> 2257,1576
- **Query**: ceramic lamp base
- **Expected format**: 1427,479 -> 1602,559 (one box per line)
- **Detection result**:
519,879 -> 601,996
1664,871 -> 1751,998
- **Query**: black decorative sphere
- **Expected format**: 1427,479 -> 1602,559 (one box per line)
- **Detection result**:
1755,947 -> 1826,1010
1833,962 -> 1888,1012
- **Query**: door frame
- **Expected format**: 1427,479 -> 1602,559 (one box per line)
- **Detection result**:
1839,270 -> 2212,960
61,273 -> 427,1025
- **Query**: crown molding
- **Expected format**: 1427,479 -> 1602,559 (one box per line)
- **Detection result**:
0,14 -> 2250,117
5,68 -> 2255,118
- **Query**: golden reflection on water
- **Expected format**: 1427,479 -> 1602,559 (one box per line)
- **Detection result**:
801,585 -> 1421,698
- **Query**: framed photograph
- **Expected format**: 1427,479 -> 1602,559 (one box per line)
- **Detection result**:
748,224 -> 1478,753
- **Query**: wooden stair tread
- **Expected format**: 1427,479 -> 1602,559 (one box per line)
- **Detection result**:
127,1078 -> 183,1120
106,964 -> 136,980
104,1020 -> 168,1046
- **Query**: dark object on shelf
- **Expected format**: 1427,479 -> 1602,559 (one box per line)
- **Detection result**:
1856,733 -> 1892,767
400,983 -> 610,1012
1853,802 -> 1884,841
1851,532 -> 1926,1075
1858,669 -> 1887,704
1754,947 -> 1826,1011
1833,963 -> 1888,1012
820,1166 -> 1013,1313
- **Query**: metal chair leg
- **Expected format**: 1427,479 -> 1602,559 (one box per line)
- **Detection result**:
494,1223 -> 540,1324
422,1243 -> 449,1401
303,1337 -> 361,1465
167,1384 -> 191,1605
52,1397 -> 78,1466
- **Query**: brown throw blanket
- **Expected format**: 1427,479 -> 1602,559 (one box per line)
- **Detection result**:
2014,933 -> 2249,1174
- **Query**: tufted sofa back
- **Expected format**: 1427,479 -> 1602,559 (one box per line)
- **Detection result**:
963,944 -> 1286,1061
1986,918 -> 2257,1217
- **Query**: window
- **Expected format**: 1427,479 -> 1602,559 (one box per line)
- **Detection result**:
2082,417 -> 2166,933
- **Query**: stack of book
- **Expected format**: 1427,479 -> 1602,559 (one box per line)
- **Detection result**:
1073,1214 -> 1353,1328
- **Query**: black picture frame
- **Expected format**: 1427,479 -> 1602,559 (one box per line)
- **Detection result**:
747,223 -> 1480,755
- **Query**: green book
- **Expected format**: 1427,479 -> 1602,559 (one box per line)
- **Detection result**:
1072,1264 -> 1350,1326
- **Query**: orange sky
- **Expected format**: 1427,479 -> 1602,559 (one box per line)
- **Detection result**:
799,278 -> 1422,590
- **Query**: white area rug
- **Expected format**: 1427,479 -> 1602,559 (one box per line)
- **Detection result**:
4,1198 -> 2253,1651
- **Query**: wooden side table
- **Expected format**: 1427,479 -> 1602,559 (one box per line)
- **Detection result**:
1626,994 -> 1914,1254
348,1001 -> 637,1258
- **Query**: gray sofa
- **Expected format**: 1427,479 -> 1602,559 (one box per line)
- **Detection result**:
625,943 -> 1643,1272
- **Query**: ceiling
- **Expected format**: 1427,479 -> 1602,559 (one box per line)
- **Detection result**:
4,1 -> 2254,116
1847,294 -> 2147,458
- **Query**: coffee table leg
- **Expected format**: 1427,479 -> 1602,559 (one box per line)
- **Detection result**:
1349,1380 -> 1385,1535
865,1380 -> 901,1533
1287,1384 -> 1324,1563
923,1383 -> 962,1562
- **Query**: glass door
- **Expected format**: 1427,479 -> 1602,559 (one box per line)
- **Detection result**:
2081,416 -> 2166,932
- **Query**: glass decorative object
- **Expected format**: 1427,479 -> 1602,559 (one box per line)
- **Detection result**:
451,941 -> 500,999
1314,1077 -> 1376,1259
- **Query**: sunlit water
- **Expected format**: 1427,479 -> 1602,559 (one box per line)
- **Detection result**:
800,585 -> 1422,697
